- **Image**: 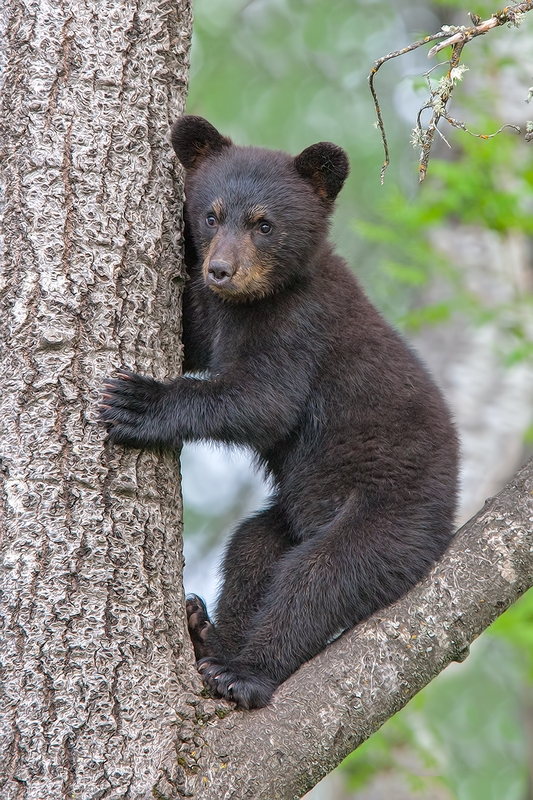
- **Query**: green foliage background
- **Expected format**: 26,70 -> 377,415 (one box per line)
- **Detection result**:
184,1 -> 533,796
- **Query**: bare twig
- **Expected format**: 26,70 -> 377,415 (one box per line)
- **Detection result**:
369,1 -> 533,183
368,31 -> 449,184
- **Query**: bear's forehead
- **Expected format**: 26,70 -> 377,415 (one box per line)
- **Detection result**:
193,147 -> 299,207
211,146 -> 292,178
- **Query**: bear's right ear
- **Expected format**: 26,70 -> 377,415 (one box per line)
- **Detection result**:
171,116 -> 232,170
294,142 -> 349,203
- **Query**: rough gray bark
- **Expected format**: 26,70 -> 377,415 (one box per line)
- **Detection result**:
0,1 -> 198,797
1,2 -> 533,799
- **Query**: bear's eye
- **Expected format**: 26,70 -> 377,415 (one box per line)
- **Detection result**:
205,214 -> 218,228
258,221 -> 272,235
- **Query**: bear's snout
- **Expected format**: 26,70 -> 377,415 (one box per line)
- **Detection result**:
207,259 -> 234,286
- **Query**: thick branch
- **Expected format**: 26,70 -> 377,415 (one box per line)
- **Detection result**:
181,458 -> 533,800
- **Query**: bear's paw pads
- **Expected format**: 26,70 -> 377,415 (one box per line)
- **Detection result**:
186,594 -> 213,643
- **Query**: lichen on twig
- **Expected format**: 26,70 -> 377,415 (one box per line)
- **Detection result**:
368,1 -> 533,183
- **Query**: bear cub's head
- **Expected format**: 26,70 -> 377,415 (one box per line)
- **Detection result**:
171,116 -> 349,302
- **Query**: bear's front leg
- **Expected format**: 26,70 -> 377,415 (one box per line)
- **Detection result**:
99,369 -> 179,451
100,365 -> 305,452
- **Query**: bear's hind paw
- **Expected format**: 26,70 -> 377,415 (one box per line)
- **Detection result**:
198,658 -> 277,710
186,594 -> 216,660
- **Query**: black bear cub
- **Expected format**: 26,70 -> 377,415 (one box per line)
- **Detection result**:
100,116 -> 458,709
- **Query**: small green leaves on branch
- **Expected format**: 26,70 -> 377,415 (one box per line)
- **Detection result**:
368,1 -> 533,183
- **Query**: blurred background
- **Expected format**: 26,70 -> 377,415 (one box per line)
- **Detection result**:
181,1 -> 533,796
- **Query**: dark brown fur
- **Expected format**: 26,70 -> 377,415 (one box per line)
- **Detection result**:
99,116 -> 459,709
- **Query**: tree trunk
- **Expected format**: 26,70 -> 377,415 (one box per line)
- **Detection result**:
1,3 -> 533,800
0,1 -> 198,797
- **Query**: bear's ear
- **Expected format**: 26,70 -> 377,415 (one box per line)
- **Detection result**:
171,116 -> 232,170
294,142 -> 349,203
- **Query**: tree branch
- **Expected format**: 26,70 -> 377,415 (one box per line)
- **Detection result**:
369,1 -> 533,183
174,457 -> 533,799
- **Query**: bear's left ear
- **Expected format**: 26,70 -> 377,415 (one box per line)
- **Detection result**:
171,116 -> 232,170
294,142 -> 349,203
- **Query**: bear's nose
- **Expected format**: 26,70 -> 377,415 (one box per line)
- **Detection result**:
208,260 -> 234,284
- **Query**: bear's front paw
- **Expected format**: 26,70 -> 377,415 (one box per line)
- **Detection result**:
99,369 -> 171,450
198,658 -> 277,710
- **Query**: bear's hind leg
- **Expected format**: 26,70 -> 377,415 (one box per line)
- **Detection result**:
201,497 -> 453,708
188,504 -> 294,687
212,504 -> 294,659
